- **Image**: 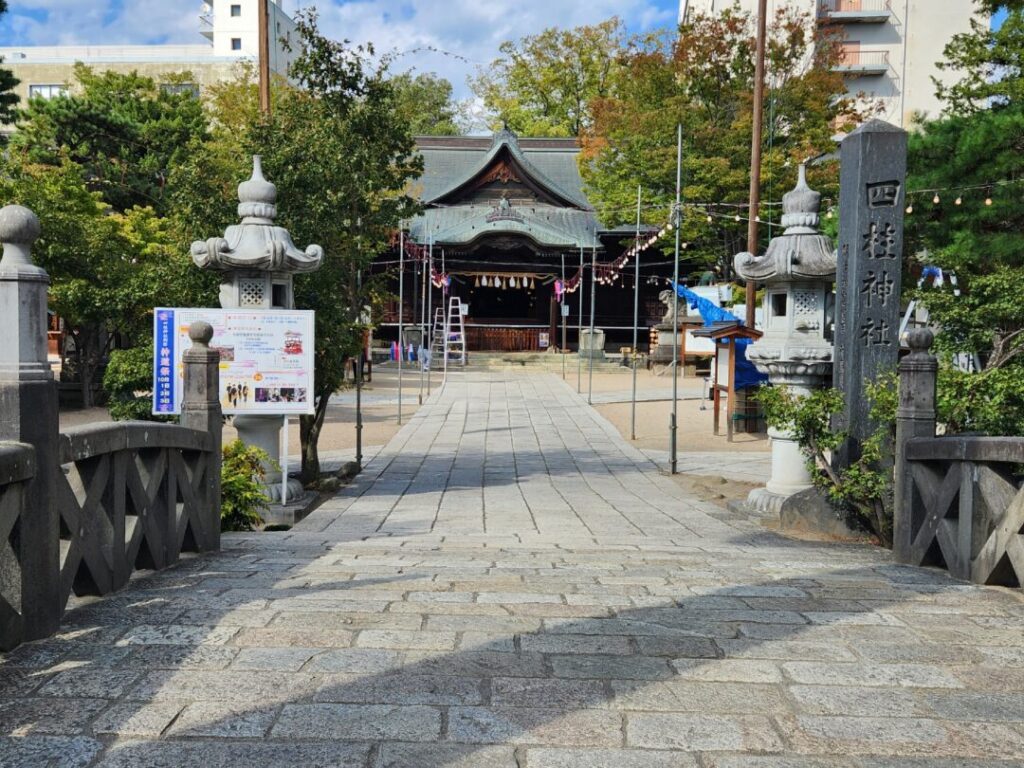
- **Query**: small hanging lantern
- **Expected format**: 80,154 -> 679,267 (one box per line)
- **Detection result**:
510,276 -> 518,288
475,275 -> 481,287
529,277 -> 535,289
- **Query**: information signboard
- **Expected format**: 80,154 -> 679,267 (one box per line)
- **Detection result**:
153,307 -> 315,416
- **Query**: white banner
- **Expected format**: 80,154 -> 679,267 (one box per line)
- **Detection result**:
153,307 -> 315,416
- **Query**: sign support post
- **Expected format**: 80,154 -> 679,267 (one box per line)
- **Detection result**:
281,416 -> 289,506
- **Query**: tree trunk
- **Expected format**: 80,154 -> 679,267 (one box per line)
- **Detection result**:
299,414 -> 320,485
77,330 -> 96,410
299,384 -> 333,484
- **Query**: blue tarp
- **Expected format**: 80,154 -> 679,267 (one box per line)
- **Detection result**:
674,284 -> 768,391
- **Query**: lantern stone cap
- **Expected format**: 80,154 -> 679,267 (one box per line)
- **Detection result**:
733,163 -> 836,284
191,155 -> 323,275
0,204 -> 47,278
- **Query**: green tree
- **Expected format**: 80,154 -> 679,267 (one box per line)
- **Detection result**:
390,72 -> 463,135
906,1 -> 1024,435
0,0 -> 19,126
173,13 -> 422,482
580,8 -> 860,274
935,0 -> 1024,113
11,64 -> 207,213
470,17 -> 628,137
0,157 -> 204,407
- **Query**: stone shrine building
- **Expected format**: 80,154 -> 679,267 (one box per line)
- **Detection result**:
379,128 -> 663,353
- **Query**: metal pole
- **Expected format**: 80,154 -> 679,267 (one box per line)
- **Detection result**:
426,237 -> 433,397
356,267 -> 364,472
442,248 -> 448,386
631,185 -> 641,441
281,415 -> 288,505
418,247 -> 426,405
561,253 -> 566,380
587,246 -> 596,405
397,228 -> 404,425
577,245 -> 583,393
671,125 -> 682,475
745,0 -> 768,329
258,0 -> 271,116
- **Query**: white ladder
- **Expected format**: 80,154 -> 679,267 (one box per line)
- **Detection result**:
444,297 -> 467,368
427,307 -> 445,370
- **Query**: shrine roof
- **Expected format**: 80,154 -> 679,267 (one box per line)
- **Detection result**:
409,204 -> 600,250
413,130 -> 590,210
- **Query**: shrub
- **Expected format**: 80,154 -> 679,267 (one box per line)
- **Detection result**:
221,439 -> 270,531
757,375 -> 897,546
103,344 -> 168,421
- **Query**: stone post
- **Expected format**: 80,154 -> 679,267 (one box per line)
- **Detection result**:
0,205 -> 61,643
833,119 -> 907,467
180,321 -> 223,551
893,328 -> 937,563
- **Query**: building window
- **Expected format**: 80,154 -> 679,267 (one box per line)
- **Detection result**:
230,3 -> 241,16
28,84 -> 67,100
161,83 -> 199,98
231,37 -> 242,51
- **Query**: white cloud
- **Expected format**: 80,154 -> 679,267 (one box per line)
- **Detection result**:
303,0 -> 673,97
2,0 -> 675,101
4,0 -> 195,46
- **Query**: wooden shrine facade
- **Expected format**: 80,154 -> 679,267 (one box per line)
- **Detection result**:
377,129 -> 666,353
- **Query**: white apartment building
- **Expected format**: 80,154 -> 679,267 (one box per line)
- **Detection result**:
0,0 -> 297,107
680,0 -> 987,126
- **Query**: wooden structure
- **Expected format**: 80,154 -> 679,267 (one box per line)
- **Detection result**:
692,322 -> 762,443
379,129 -> 665,352
895,329 -> 1024,587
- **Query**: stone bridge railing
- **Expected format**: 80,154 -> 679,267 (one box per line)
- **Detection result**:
0,205 -> 222,651
894,329 -> 1024,586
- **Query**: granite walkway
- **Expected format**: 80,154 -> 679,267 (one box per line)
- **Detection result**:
4,371 -> 1024,767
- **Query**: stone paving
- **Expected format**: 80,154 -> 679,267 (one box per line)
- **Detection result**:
4,370 -> 1024,767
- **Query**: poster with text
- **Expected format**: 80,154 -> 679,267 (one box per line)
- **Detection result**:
153,308 -> 315,416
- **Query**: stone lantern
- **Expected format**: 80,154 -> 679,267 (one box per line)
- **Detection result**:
191,155 -> 323,502
733,164 -> 836,514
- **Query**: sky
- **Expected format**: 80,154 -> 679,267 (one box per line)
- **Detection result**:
0,0 -> 680,100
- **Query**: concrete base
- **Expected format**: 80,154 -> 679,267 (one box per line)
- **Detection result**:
745,486 -> 791,517
265,477 -> 306,504
262,490 -> 317,527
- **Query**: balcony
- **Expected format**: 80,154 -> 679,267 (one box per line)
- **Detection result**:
199,13 -> 214,40
818,0 -> 892,24
833,48 -> 889,76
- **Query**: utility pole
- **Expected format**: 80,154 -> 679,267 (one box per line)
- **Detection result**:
258,0 -> 272,116
744,0 -> 768,328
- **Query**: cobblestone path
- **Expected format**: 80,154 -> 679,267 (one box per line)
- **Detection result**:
4,371 -> 1024,767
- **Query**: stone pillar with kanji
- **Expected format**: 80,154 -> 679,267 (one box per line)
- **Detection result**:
833,120 -> 907,467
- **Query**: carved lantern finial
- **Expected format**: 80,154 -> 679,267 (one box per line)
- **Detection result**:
191,155 -> 323,277
733,163 -> 835,284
